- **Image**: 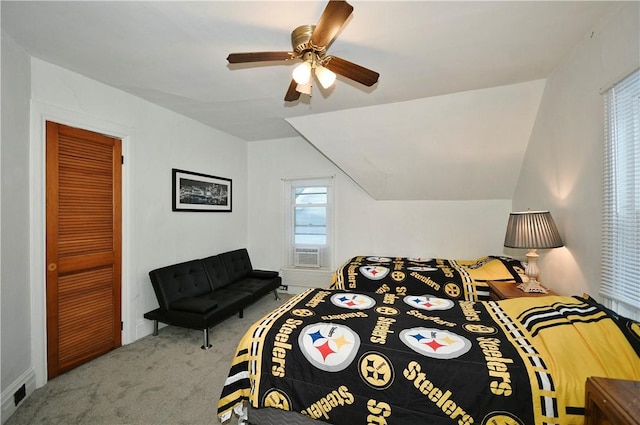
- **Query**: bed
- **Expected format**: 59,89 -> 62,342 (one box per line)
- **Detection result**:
217,287 -> 640,425
330,255 -> 526,301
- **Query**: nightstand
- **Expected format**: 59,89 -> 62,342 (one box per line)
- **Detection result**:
585,377 -> 640,425
487,280 -> 556,300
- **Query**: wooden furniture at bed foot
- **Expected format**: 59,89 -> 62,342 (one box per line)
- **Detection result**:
585,377 -> 640,425
487,280 -> 556,300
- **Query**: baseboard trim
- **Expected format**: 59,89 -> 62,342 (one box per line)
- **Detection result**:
279,268 -> 333,294
1,367 -> 36,424
136,316 -> 167,340
136,317 -> 155,340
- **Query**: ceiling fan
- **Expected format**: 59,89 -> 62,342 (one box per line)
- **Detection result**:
227,0 -> 380,102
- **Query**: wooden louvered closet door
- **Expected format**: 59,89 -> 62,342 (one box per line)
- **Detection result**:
46,121 -> 122,378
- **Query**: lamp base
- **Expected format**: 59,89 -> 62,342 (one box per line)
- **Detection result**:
517,279 -> 548,294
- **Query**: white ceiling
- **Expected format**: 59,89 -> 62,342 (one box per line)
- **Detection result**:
289,79 -> 546,200
1,1 -> 621,200
2,1 -> 617,141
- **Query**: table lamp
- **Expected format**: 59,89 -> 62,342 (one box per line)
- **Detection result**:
503,210 -> 563,293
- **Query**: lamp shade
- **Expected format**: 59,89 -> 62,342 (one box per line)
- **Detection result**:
296,80 -> 312,95
315,65 -> 336,89
292,61 -> 312,85
504,211 -> 563,249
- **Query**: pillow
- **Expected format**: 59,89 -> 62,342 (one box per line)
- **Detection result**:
171,297 -> 218,314
460,256 -> 525,283
250,270 -> 279,279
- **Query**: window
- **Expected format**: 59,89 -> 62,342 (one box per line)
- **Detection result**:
284,177 -> 334,269
601,68 -> 640,313
294,186 -> 327,245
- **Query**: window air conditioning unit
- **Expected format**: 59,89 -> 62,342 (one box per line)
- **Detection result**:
294,247 -> 321,268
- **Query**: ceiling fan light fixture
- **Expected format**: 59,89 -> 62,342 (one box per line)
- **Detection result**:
315,65 -> 336,89
296,80 -> 312,95
227,1 -> 379,102
292,61 -> 312,85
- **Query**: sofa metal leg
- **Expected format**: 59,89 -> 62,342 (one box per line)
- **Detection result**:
201,328 -> 212,350
273,288 -> 280,300
239,308 -> 244,319
152,320 -> 159,336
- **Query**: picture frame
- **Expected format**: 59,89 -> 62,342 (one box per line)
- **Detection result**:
172,168 -> 232,212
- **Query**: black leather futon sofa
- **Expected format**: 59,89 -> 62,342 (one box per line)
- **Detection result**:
144,248 -> 281,349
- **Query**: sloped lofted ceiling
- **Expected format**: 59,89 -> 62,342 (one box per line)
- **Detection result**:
1,1 -> 621,200
288,79 -> 546,200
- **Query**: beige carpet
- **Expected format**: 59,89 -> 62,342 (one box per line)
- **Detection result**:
5,294 -> 291,425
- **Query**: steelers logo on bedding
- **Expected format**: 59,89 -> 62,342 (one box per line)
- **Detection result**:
403,295 -> 454,311
358,352 -> 395,390
463,323 -> 497,335
262,389 -> 291,411
407,266 -> 438,272
366,256 -> 392,263
375,306 -> 399,316
299,323 -> 361,372
444,282 -> 462,298
292,308 -> 315,318
391,271 -> 406,282
481,411 -> 524,425
407,257 -> 433,262
400,327 -> 472,359
360,265 -> 390,280
331,293 -> 376,310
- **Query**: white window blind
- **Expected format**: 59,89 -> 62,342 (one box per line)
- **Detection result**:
294,186 -> 328,245
601,68 -> 640,310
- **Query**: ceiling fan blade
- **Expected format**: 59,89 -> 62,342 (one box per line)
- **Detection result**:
284,79 -> 301,102
310,0 -> 354,50
323,56 -> 379,87
227,51 -> 295,64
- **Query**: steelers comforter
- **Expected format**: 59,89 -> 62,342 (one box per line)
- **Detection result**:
217,288 -> 640,425
330,256 -> 525,301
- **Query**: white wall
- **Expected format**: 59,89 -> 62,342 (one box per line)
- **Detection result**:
248,137 -> 513,282
1,53 -> 250,420
1,32 -> 33,423
512,3 -> 640,302
4,3 -> 637,422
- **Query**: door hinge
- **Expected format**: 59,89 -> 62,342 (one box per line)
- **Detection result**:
121,321 -> 123,330
121,155 -> 124,164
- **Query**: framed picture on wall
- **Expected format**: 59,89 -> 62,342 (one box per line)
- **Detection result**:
172,168 -> 232,212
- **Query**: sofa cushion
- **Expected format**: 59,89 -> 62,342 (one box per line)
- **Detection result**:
201,255 -> 232,289
170,297 -> 218,314
145,289 -> 253,331
250,270 -> 279,279
149,260 -> 213,311
220,248 -> 253,282
206,288 -> 254,319
230,276 -> 281,301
